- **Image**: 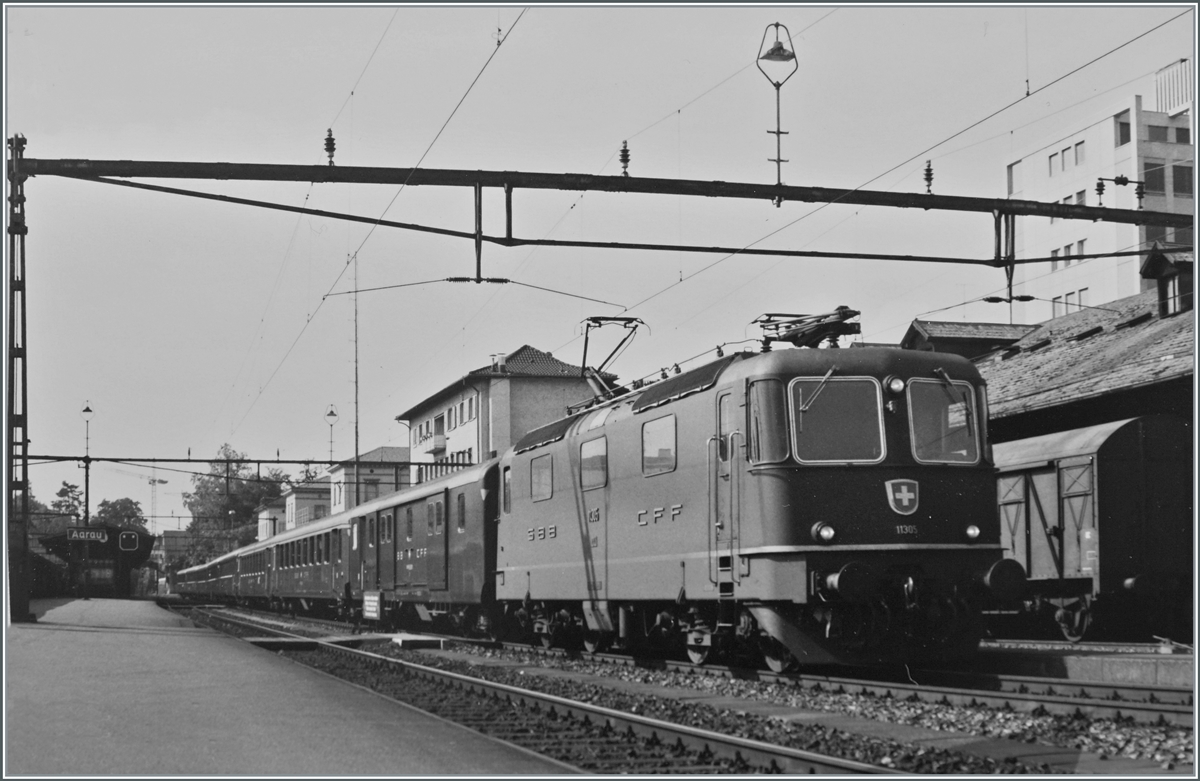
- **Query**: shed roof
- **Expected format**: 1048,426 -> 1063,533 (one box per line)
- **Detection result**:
974,290 -> 1194,420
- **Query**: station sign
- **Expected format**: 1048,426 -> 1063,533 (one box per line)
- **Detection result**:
362,590 -> 381,621
67,528 -> 108,543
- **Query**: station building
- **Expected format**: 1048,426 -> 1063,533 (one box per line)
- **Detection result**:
395,345 -> 610,484
1004,58 -> 1193,323
328,446 -> 411,514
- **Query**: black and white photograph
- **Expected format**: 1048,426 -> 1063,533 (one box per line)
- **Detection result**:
4,3 -> 1195,775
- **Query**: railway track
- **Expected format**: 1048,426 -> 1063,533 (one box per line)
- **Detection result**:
183,607 -> 901,774
195,605 -> 1193,726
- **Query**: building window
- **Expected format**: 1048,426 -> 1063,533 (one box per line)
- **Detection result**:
1048,153 -> 1057,176
1074,141 -> 1085,165
1144,160 -> 1166,193
1173,227 -> 1193,246
1078,288 -> 1089,310
1076,190 -> 1086,206
1172,164 -> 1193,197
1063,244 -> 1073,267
363,479 -> 380,502
1149,125 -> 1170,142
1061,148 -> 1070,171
1146,224 -> 1168,247
1050,248 -> 1059,272
1065,291 -> 1076,312
530,454 -> 553,501
1077,238 -> 1086,258
1176,127 -> 1190,145
1115,112 -> 1131,146
1063,194 -> 1072,206
1052,296 -> 1065,317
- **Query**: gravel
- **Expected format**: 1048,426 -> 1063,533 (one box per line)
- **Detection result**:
379,642 -> 1193,770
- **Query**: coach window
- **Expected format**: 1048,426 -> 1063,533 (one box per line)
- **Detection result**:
641,415 -> 676,476
502,467 -> 511,513
435,501 -> 445,535
907,379 -> 980,464
580,437 -> 607,490
457,493 -> 466,532
790,377 -> 884,463
427,503 -> 435,535
368,517 -> 376,548
748,379 -> 788,463
406,507 -> 413,540
352,521 -> 359,551
531,454 -> 553,500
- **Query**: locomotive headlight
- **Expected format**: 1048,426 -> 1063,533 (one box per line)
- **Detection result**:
884,376 -> 906,394
965,525 -> 981,540
811,522 -> 836,543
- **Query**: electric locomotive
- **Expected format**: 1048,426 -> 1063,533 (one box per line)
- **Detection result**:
495,311 -> 1025,668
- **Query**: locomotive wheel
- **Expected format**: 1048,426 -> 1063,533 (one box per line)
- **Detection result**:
583,630 -> 610,654
760,636 -> 797,673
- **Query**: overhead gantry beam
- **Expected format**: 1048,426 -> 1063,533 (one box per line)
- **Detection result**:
13,158 -> 1192,229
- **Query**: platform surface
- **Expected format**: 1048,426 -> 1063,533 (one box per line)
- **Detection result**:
4,599 -> 572,776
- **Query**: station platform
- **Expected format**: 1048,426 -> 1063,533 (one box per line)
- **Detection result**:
5,599 -> 573,776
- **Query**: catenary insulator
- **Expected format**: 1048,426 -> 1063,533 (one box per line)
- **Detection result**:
619,141 -> 630,177
325,129 -> 336,166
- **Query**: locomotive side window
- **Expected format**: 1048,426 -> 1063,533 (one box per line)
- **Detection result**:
749,379 -> 788,463
641,415 -> 676,476
580,437 -> 608,490
530,454 -> 553,501
907,379 -> 980,464
790,377 -> 884,463
718,394 -> 734,461
502,467 -> 511,513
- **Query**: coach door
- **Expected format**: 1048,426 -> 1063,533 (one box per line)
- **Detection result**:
709,390 -> 741,596
359,514 -> 380,590
399,505 -> 418,588
378,511 -> 395,592
427,491 -> 449,591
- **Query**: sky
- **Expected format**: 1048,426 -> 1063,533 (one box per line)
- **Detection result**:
4,4 -> 1194,532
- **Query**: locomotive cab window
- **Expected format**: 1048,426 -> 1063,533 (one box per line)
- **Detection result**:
502,466 -> 511,514
530,454 -> 553,501
790,377 -> 884,463
641,415 -> 676,476
580,437 -> 608,490
907,378 -> 980,464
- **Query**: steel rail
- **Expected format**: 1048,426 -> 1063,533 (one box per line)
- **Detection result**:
185,607 -> 895,774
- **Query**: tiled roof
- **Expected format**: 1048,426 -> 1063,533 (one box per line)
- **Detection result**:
466,345 -> 598,378
911,320 -> 1038,341
396,345 -> 611,421
975,290 -> 1194,420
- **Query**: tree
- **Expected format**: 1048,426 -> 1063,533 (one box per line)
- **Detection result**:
16,483 -> 60,536
182,444 -> 289,564
93,497 -> 148,531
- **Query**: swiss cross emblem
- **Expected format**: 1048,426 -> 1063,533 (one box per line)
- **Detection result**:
886,480 -> 919,516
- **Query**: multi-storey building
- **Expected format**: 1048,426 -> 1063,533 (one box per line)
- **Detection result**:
396,345 -> 609,483
328,446 -> 411,514
1005,59 -> 1193,323
255,498 -> 286,541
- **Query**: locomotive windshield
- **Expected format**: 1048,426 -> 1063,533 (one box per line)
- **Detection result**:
907,379 -> 980,464
789,377 -> 884,463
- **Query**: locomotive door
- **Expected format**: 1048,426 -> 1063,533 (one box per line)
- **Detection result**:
709,391 -> 740,595
426,491 -> 449,591
579,436 -> 609,600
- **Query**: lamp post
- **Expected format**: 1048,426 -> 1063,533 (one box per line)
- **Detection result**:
757,22 -> 799,207
325,404 -> 339,465
80,401 -> 94,599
